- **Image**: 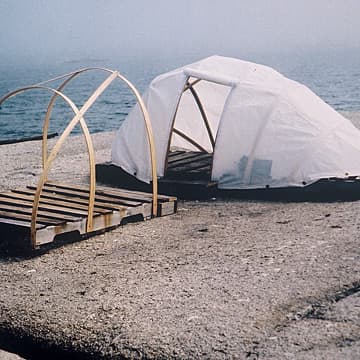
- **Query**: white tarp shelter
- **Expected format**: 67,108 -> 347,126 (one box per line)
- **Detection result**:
112,55 -> 360,189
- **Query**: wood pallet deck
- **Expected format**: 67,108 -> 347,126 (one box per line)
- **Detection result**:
166,150 -> 213,180
96,150 -> 217,199
0,67 -> 177,253
0,181 -> 177,251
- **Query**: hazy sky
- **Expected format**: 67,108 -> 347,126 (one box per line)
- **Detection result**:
0,0 -> 359,64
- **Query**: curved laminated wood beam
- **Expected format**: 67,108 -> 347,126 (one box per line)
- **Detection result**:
40,67 -> 158,217
0,85 -> 96,248
173,128 -> 207,153
114,72 -> 158,217
164,77 -> 211,172
164,77 -> 192,172
40,67 -> 114,167
186,80 -> 215,150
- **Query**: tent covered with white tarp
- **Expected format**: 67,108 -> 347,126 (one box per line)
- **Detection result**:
111,55 -> 360,190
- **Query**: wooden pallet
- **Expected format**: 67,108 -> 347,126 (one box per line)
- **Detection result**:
166,150 -> 213,180
0,68 -> 178,253
96,150 -> 217,199
0,181 -> 177,251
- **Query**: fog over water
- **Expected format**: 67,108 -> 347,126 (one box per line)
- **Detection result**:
0,1 -> 359,141
0,0 -> 359,65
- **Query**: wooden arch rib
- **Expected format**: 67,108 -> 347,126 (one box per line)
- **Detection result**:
0,84 -> 97,248
39,67 -> 158,218
172,128 -> 207,153
185,80 -> 215,149
39,67 -> 115,167
168,78 -> 215,162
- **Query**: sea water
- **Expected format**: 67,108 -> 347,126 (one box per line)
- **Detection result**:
0,50 -> 359,142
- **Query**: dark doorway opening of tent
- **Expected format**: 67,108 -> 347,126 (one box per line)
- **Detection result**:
163,76 -> 231,185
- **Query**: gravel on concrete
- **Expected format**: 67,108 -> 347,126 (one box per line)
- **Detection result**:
0,114 -> 359,359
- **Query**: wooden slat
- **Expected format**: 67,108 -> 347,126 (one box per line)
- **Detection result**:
168,152 -> 212,169
47,182 -> 152,203
0,203 -> 80,223
168,151 -> 197,162
168,150 -> 186,158
168,157 -> 212,173
27,185 -> 142,207
168,151 -> 209,165
46,181 -> 173,203
94,184 -> 174,202
42,183 -> 143,206
0,192 -> 111,215
165,150 -> 213,182
0,210 -> 60,226
0,216 -> 44,229
12,189 -> 124,211
0,194 -> 101,217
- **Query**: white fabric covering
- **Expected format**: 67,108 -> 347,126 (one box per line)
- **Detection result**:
112,55 -> 360,189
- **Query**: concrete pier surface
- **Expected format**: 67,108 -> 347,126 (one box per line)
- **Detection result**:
0,127 -> 359,359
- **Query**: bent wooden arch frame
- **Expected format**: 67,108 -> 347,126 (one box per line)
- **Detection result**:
39,67 -> 158,218
0,84 -> 96,248
185,80 -> 215,149
169,78 -> 215,157
165,77 -> 214,171
0,70 -> 158,247
38,67 -> 116,167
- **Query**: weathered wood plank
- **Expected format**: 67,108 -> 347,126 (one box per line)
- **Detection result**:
168,157 -> 212,173
27,185 -> 142,207
0,203 -> 80,222
168,152 -> 211,168
0,192 -> 112,214
12,189 -> 124,211
168,150 -> 186,157
0,194 -> 102,217
94,183 -> 174,202
0,216 -> 44,229
168,150 -> 203,163
51,182 -> 153,203
0,210 -> 60,225
46,181 -> 173,203
42,183 -> 144,206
